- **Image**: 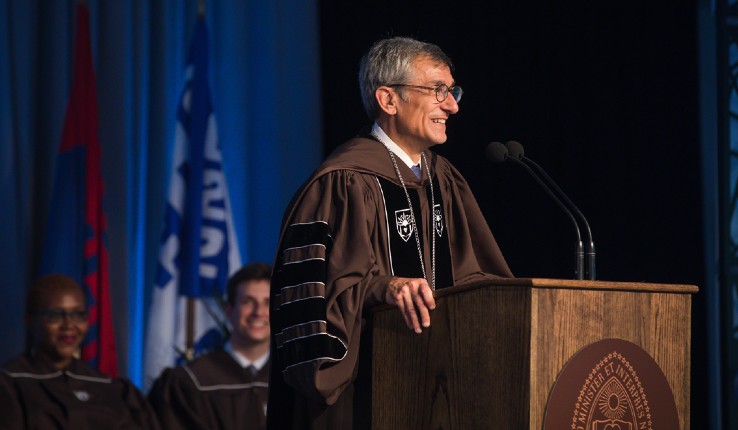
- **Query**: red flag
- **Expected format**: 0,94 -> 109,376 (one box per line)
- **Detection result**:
40,3 -> 118,376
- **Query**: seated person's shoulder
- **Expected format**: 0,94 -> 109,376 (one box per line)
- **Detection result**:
1,355 -> 37,374
150,349 -> 227,392
68,360 -> 150,403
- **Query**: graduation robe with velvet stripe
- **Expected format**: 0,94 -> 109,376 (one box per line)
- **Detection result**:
267,136 -> 512,430
148,349 -> 269,430
0,355 -> 160,430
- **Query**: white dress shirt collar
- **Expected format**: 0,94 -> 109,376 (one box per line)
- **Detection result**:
223,342 -> 270,371
372,122 -> 419,169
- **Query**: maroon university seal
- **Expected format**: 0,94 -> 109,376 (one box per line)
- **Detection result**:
543,338 -> 680,430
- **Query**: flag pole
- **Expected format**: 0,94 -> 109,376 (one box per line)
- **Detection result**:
185,298 -> 195,361
184,0 -> 205,364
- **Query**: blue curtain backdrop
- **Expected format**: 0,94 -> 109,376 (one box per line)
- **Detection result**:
0,0 -> 321,387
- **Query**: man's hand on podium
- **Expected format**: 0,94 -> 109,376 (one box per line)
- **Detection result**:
385,277 -> 436,334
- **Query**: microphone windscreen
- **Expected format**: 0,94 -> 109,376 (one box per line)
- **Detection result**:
505,140 -> 525,159
485,141 -> 508,163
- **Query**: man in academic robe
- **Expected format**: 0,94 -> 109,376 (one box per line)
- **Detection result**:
267,37 -> 513,430
148,263 -> 272,430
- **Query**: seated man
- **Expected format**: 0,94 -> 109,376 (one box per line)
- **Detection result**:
148,262 -> 272,430
0,274 -> 161,430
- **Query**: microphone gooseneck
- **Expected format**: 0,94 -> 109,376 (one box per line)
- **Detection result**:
504,141 -> 596,280
486,141 -> 585,280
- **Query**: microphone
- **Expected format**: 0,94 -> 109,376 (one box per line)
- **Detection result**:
504,141 -> 595,280
484,141 -> 509,164
486,141 -> 586,280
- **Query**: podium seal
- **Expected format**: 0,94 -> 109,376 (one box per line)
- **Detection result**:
543,338 -> 680,430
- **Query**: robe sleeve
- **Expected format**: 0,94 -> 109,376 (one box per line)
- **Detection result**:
117,378 -> 162,430
271,170 -> 394,405
148,368 -> 210,430
0,372 -> 23,430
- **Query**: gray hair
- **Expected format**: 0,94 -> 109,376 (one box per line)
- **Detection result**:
358,37 -> 453,119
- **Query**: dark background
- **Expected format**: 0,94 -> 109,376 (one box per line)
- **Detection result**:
319,0 -> 706,424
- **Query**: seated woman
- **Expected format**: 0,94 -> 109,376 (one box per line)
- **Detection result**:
0,274 -> 160,429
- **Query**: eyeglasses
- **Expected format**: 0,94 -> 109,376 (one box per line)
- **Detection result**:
387,83 -> 463,103
38,309 -> 88,324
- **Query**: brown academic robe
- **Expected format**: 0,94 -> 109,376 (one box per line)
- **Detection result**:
0,355 -> 161,430
148,349 -> 269,430
267,136 -> 512,430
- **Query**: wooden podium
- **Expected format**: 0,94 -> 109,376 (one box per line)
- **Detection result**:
366,278 -> 698,430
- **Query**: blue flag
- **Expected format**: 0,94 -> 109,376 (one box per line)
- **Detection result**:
144,19 -> 241,390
